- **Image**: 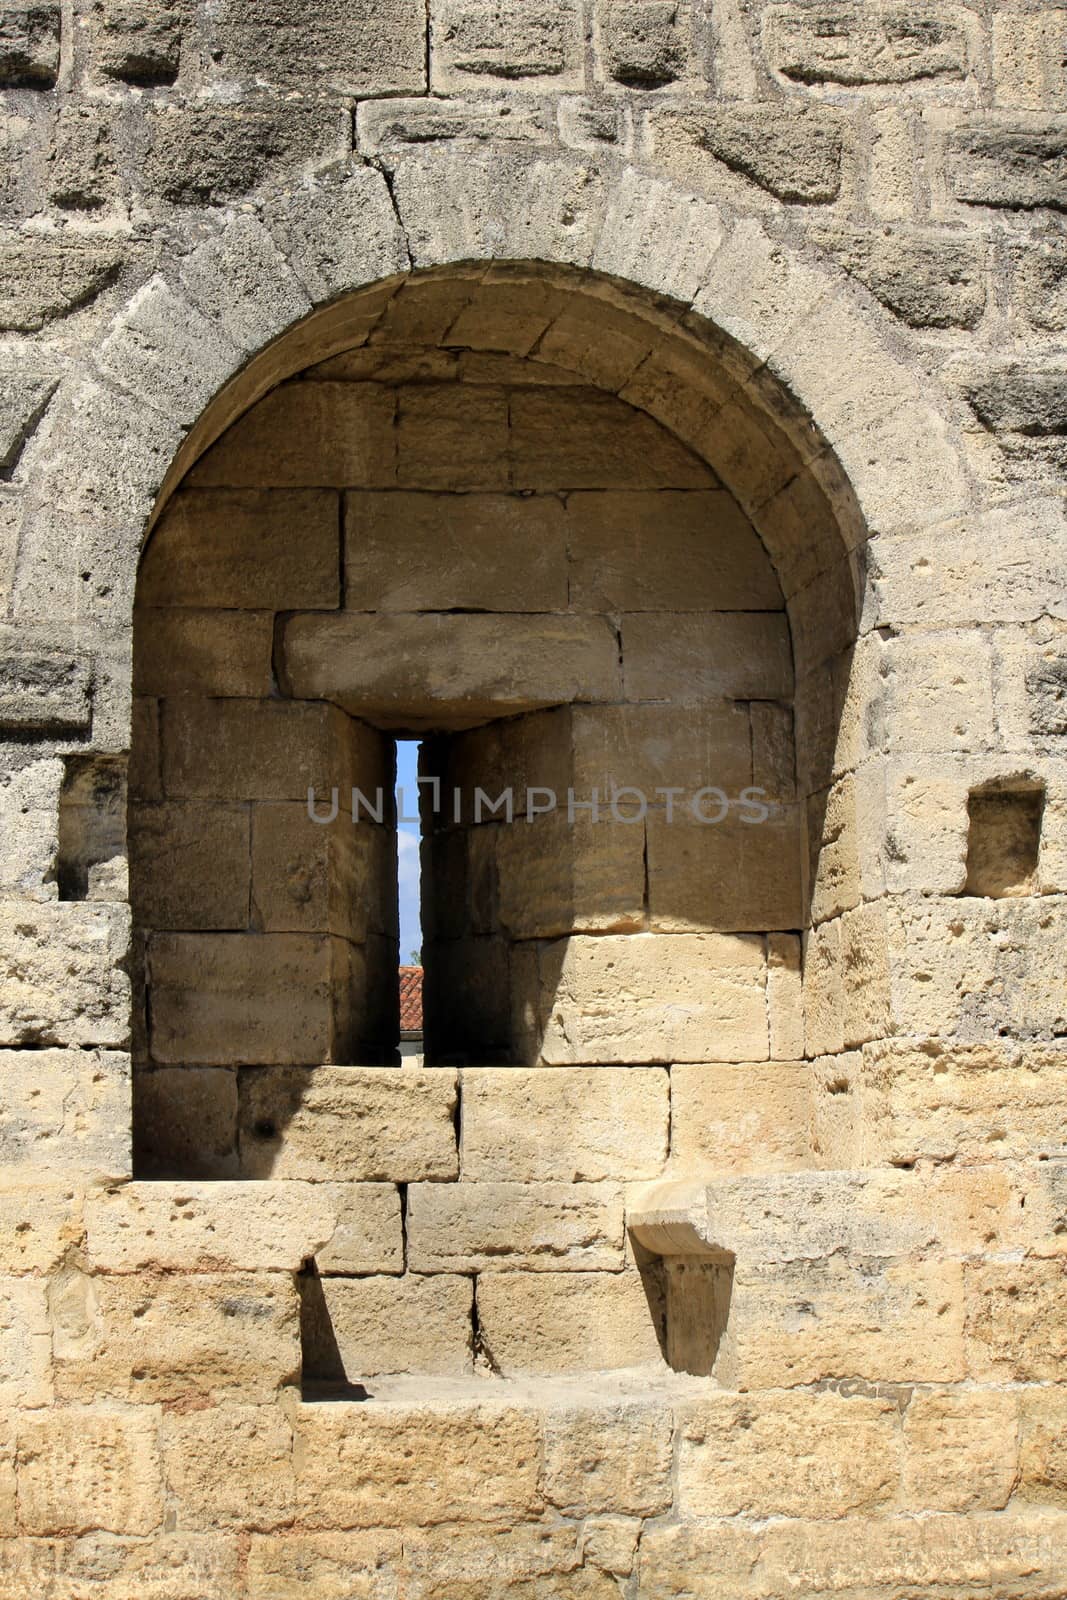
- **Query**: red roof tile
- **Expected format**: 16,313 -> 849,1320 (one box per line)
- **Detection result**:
399,966 -> 423,1035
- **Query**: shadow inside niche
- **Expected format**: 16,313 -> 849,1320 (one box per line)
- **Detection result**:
634,1233 -> 734,1378
298,1261 -> 370,1403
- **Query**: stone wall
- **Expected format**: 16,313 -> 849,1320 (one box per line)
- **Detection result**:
0,0 -> 1066,1593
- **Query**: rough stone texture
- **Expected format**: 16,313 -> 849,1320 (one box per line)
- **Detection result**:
0,4 -> 1065,1585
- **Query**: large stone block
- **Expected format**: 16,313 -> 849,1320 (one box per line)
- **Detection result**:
0,1276 -> 51,1406
54,1271 -> 300,1403
400,1523 -> 611,1598
864,1039 -> 1067,1164
92,0 -> 181,84
649,103 -> 844,204
670,1061 -> 813,1174
598,0 -> 689,89
303,1274 -> 473,1377
16,1411 -> 162,1537
461,1066 -> 667,1180
646,805 -> 805,933
622,611 -> 793,703
475,1270 -> 665,1374
994,12 -> 1067,111
721,1255 -> 966,1388
679,1390 -> 899,1518
189,382 -> 395,487
0,238 -> 121,332
812,224 -> 988,330
949,120 -> 1067,212
148,932 -> 363,1066
407,1181 -> 625,1272
515,933 -> 768,1065
83,1181 -> 356,1273
199,0 -> 425,95
0,900 -> 129,1049
0,757 -> 60,899
431,0 -> 583,89
133,609 -> 275,698
162,1404 -> 294,1532
129,802 -> 250,931
966,1257 -> 1067,1381
0,2 -> 60,85
764,3 -> 975,86
396,385 -> 509,490
494,811 -> 647,938
133,1065 -> 238,1180
0,1047 -> 129,1181
345,491 -> 569,612
902,1389 -> 1019,1512
542,1401 -> 673,1516
251,802 -> 391,943
294,1403 -> 543,1527
140,489 -> 340,610
1019,1388 -> 1067,1507
281,611 -> 622,730
142,101 -> 346,207
0,646 -> 91,734
239,1066 -> 459,1181
510,388 -> 715,490
246,1531 -> 403,1598
161,699 -> 383,803
565,489 -> 782,611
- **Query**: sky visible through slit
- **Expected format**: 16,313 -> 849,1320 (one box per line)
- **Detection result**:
395,739 -> 422,964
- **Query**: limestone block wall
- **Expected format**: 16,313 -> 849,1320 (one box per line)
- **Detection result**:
0,0 -> 1066,1591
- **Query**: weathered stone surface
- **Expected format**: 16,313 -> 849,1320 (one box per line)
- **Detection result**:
0,647 -> 91,733
1018,238 -> 1067,331
246,1530 -> 403,1598
476,1270 -> 665,1373
600,1 -> 687,88
16,1411 -> 162,1536
461,1066 -> 667,1180
0,1276 -> 51,1406
646,805 -> 805,932
510,386 -> 715,489
1028,655 -> 1067,736
638,1512 -> 1067,1599
161,698 -> 382,802
679,1390 -> 899,1517
147,932 -> 363,1066
431,0 -> 583,89
402,1523 -> 614,1598
93,0 -> 181,84
812,224 -> 988,328
305,1274 -> 474,1377
670,1061 -> 813,1174
949,122 -> 1067,212
163,1404 -> 294,1532
515,933 -> 768,1065
0,238 -> 119,331
1019,1388 -> 1067,1507
141,489 -> 340,609
142,102 -> 346,207
129,802 -> 250,931
133,608 -> 275,698
294,1403 -> 542,1527
282,611 -> 622,730
48,103 -> 120,212
0,1047 -> 129,1181
251,803 -> 389,943
0,757 -> 61,898
345,491 -> 569,612
54,1271 -> 300,1402
565,489 -> 782,610
190,382 -> 396,486
764,3 -> 975,86
133,1062 -> 236,1177
84,1181 -> 345,1272
651,104 -> 844,203
0,372 -> 58,472
902,1389 -> 1019,1512
622,612 -> 793,703
966,1257 -> 1067,1381
200,0 -> 425,95
0,901 -> 129,1049
239,1067 -> 459,1182
542,1401 -> 673,1515
407,1181 -> 625,1271
994,11 -> 1067,112
0,2 -> 60,85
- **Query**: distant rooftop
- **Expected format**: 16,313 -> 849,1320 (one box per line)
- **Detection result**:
399,966 -> 423,1037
